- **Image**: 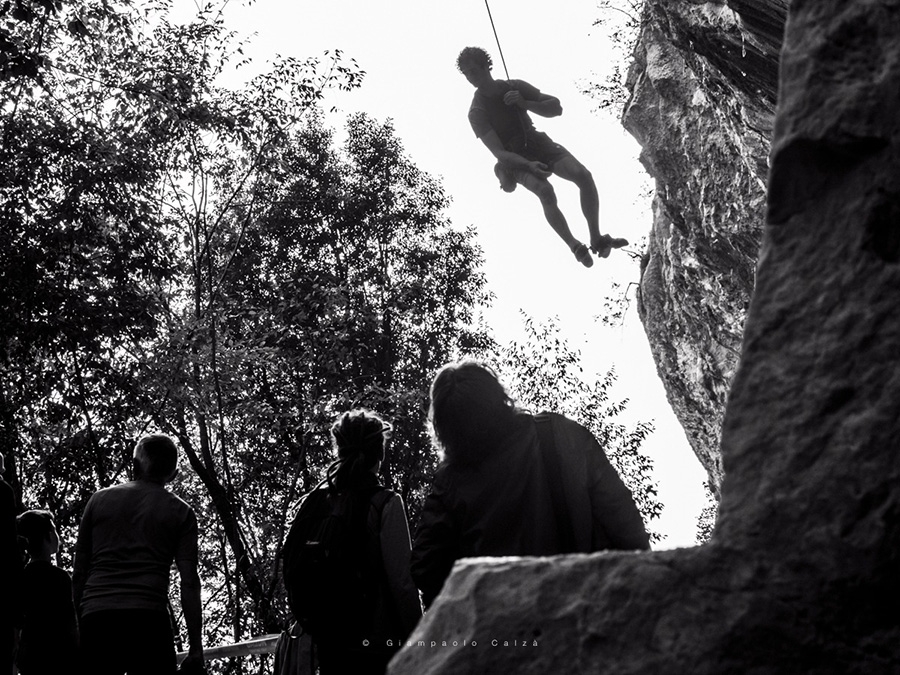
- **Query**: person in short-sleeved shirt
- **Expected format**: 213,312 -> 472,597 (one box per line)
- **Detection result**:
76,479 -> 197,612
74,434 -> 204,675
457,46 -> 628,269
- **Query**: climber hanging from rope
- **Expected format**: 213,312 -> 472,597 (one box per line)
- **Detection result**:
456,45 -> 628,268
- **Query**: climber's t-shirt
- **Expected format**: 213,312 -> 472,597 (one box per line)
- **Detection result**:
468,79 -> 542,151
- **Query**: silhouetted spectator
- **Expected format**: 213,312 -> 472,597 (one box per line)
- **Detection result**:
74,434 -> 204,675
412,361 -> 650,607
0,453 -> 20,675
15,510 -> 79,674
283,410 -> 422,675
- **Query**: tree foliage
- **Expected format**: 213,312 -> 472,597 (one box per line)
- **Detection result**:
581,0 -> 646,116
695,482 -> 718,544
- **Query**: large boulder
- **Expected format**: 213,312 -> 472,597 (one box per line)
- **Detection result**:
390,1 -> 900,671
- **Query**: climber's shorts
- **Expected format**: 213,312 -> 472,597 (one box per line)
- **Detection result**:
494,131 -> 573,192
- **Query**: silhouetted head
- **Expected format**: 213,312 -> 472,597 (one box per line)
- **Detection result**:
456,46 -> 493,73
17,509 -> 58,560
133,433 -> 179,483
429,360 -> 522,466
457,47 -> 495,88
327,409 -> 391,492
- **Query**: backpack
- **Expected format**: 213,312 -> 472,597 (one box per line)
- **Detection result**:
282,485 -> 393,640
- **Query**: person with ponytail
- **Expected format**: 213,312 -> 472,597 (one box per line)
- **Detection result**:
283,409 -> 421,675
15,510 -> 79,674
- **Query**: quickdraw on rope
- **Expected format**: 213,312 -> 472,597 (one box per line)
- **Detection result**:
484,0 -> 511,79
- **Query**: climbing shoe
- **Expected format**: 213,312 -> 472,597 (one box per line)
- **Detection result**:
590,234 -> 629,258
572,242 -> 593,268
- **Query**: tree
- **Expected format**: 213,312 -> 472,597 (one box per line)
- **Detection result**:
581,0 -> 646,116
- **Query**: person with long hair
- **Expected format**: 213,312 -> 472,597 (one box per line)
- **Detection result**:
412,361 -> 650,607
284,409 -> 421,675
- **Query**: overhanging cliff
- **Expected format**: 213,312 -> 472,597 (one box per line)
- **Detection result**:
624,0 -> 787,495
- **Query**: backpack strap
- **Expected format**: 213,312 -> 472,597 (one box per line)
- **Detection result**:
534,413 -> 577,553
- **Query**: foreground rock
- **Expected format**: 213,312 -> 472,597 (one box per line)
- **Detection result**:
625,0 -> 787,495
390,1 -> 900,671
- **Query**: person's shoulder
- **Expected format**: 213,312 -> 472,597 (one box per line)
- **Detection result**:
164,489 -> 197,516
101,478 -> 142,492
542,413 -> 596,445
509,78 -> 538,90
43,561 -> 73,584
87,481 -> 129,502
140,481 -> 196,518
51,562 -> 72,581
469,90 -> 487,113
376,488 -> 402,511
541,411 -> 581,429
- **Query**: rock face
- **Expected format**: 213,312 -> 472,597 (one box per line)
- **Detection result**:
624,0 -> 787,495
390,1 -> 900,672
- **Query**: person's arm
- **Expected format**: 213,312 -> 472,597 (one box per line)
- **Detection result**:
72,499 -> 93,612
478,128 -> 552,177
176,558 -> 204,669
58,570 -> 79,649
583,427 -> 651,551
379,495 -> 423,638
175,508 -> 203,671
503,89 -> 562,118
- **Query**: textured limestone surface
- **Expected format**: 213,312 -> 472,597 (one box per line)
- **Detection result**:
624,0 -> 787,495
390,1 -> 900,672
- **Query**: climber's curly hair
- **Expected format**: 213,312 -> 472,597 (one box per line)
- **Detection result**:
456,46 -> 493,73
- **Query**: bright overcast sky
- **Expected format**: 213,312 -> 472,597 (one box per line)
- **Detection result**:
185,0 -> 710,547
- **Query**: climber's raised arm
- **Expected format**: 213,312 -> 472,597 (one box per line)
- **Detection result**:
503,89 -> 562,118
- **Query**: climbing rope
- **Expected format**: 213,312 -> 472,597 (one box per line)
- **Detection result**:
484,0 -> 511,79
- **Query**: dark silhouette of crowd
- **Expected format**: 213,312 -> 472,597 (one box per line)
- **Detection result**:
2,359 -> 650,675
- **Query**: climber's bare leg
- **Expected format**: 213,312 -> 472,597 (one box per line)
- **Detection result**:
516,171 -> 592,267
552,155 -> 628,258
